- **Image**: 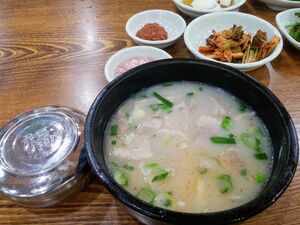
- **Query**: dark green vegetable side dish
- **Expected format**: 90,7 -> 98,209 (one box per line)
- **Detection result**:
286,12 -> 300,42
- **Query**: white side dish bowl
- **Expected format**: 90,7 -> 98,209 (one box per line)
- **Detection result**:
171,0 -> 247,18
125,10 -> 186,49
184,12 -> 283,71
104,46 -> 172,82
276,8 -> 300,50
257,0 -> 300,11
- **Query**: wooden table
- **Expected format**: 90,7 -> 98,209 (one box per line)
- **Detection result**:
0,0 -> 299,224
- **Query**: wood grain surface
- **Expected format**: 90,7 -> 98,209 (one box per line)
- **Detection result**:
0,0 -> 299,224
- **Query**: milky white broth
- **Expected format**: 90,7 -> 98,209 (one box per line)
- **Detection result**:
104,82 -> 273,213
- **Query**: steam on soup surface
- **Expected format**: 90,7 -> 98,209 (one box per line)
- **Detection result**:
104,82 -> 273,213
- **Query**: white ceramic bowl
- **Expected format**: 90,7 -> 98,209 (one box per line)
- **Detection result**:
276,8 -> 300,50
172,0 -> 247,18
125,10 -> 186,49
184,12 -> 283,71
257,0 -> 300,11
104,46 -> 172,82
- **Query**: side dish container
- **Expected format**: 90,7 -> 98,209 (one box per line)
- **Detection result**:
0,106 -> 90,207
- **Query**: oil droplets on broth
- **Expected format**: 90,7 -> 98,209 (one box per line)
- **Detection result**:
104,82 -> 273,213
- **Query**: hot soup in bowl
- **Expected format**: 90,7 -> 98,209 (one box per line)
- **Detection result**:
85,59 -> 298,225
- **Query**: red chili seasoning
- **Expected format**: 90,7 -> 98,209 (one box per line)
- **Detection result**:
136,23 -> 168,41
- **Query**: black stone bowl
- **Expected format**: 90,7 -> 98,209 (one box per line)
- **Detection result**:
84,59 -> 298,225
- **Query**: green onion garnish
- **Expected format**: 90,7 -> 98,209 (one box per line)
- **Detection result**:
221,116 -> 232,131
251,127 -> 264,137
153,92 -> 173,108
145,162 -> 159,169
241,133 -> 252,147
123,164 -> 134,170
162,199 -> 172,207
111,161 -> 119,168
255,138 -> 263,152
111,140 -> 117,145
137,187 -> 156,203
198,87 -> 203,91
113,170 -> 128,187
167,191 -> 173,196
110,125 -> 118,136
254,153 -> 268,160
152,170 -> 169,183
256,172 -> 266,183
154,193 -> 173,208
210,136 -> 236,144
218,175 -> 233,194
111,162 -> 134,170
187,92 -> 194,96
239,101 -> 247,112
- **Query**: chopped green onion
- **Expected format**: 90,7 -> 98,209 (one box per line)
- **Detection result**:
162,83 -> 173,87
153,92 -> 173,108
145,162 -> 159,169
111,140 -> 117,145
255,138 -> 263,152
187,92 -> 194,96
137,187 -> 156,203
154,193 -> 173,208
256,172 -> 266,183
241,132 -> 256,149
110,125 -> 118,136
221,116 -> 232,131
241,133 -> 251,147
198,87 -> 203,91
111,161 -> 119,168
254,153 -> 268,160
251,127 -> 265,137
111,162 -> 134,171
239,101 -> 247,112
218,175 -> 233,193
123,164 -> 134,170
241,132 -> 265,154
113,170 -> 128,187
167,191 -> 173,196
240,168 -> 247,176
152,170 -> 169,183
210,136 -> 236,144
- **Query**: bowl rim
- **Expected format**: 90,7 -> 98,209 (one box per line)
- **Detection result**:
85,58 -> 298,224
104,46 -> 172,82
184,11 -> 283,70
171,0 -> 247,13
258,0 -> 300,7
125,9 -> 187,45
276,8 -> 300,49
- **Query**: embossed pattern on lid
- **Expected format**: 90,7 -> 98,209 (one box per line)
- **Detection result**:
0,112 -> 78,176
0,106 -> 90,206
